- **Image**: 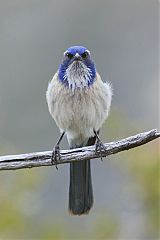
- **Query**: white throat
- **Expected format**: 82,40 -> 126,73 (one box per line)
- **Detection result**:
64,61 -> 92,92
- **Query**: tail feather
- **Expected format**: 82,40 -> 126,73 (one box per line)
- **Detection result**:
69,160 -> 93,215
69,135 -> 96,215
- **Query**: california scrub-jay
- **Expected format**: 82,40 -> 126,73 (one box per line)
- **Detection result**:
46,46 -> 112,215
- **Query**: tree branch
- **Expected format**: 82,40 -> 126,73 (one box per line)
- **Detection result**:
0,129 -> 159,171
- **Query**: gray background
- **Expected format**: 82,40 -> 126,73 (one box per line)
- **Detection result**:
0,0 -> 159,239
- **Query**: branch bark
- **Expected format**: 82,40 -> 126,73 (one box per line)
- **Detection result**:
0,129 -> 159,171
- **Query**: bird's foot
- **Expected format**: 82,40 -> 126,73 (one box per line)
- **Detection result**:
51,145 -> 61,170
95,139 -> 106,161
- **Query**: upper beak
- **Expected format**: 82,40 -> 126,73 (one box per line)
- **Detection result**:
74,53 -> 82,61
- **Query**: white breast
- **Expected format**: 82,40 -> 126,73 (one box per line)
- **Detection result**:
46,72 -> 112,146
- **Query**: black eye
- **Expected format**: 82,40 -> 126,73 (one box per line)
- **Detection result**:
66,52 -> 73,59
81,51 -> 89,59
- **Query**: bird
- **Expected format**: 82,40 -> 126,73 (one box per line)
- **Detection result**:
46,46 -> 112,215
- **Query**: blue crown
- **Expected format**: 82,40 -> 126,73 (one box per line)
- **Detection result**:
66,46 -> 87,55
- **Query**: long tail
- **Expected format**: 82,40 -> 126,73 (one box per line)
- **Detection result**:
69,136 -> 96,215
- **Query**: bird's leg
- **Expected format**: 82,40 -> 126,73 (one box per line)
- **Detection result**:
93,130 -> 106,161
51,131 -> 65,169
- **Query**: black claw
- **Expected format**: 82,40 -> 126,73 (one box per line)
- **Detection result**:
51,132 -> 65,169
95,140 -> 106,161
51,145 -> 60,170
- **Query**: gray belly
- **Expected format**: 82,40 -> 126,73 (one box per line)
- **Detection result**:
53,87 -> 108,140
47,73 -> 112,146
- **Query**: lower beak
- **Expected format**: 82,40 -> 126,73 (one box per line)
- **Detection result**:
74,53 -> 82,61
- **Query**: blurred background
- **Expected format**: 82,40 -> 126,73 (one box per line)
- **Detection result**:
0,0 -> 159,239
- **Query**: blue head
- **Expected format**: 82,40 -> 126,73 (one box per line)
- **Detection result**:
58,46 -> 96,90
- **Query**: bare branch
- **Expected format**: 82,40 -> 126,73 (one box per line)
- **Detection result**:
0,129 -> 159,171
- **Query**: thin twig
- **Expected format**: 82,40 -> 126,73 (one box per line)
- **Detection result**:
0,129 -> 159,171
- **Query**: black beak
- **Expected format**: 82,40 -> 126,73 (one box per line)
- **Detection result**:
74,53 -> 82,61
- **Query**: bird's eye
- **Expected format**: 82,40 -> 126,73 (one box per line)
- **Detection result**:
66,52 -> 73,59
81,51 -> 89,59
